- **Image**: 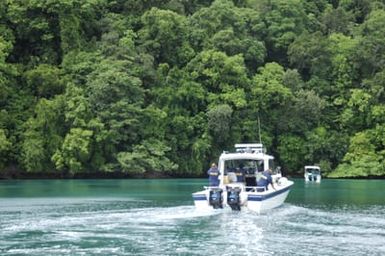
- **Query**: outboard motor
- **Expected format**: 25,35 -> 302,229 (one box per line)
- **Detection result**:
227,187 -> 241,211
209,188 -> 223,209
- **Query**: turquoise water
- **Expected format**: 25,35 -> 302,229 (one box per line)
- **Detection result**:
0,178 -> 384,255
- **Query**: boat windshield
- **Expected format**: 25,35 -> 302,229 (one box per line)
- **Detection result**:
224,159 -> 261,175
306,168 -> 320,175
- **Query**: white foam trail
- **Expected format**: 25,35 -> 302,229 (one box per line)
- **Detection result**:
1,199 -> 385,256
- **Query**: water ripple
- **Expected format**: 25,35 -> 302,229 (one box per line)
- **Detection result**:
1,199 -> 385,256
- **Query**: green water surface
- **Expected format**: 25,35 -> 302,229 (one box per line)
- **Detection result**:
0,178 -> 384,256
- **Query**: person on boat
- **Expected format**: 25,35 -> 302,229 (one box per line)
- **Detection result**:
235,164 -> 245,182
207,163 -> 220,186
257,168 -> 275,191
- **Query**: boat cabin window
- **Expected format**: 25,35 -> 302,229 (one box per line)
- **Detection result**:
307,168 -> 320,175
257,160 -> 264,172
224,160 -> 262,184
224,160 -> 259,175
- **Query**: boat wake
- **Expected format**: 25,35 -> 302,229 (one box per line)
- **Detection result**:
1,199 -> 385,256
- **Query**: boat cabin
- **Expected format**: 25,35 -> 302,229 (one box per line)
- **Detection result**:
218,144 -> 275,187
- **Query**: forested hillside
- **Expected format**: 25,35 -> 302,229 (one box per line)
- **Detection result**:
0,0 -> 384,178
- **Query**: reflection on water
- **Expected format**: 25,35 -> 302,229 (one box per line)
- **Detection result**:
289,178 -> 385,207
0,179 -> 384,255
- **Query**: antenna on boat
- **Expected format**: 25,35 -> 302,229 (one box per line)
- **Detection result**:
257,114 -> 262,144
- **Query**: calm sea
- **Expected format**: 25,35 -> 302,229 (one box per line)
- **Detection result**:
0,178 -> 384,255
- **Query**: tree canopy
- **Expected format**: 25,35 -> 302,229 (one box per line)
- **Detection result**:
1,0 -> 385,178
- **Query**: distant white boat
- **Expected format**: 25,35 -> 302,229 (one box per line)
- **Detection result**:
192,143 -> 294,213
304,165 -> 321,183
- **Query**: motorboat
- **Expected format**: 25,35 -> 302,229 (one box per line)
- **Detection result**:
192,143 -> 294,213
304,165 -> 321,183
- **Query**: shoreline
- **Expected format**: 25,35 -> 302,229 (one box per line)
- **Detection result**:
1,170 -> 384,180
0,169 -> 204,180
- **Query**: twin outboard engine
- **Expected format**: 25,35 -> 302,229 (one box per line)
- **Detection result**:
308,175 -> 316,182
209,188 -> 223,209
227,187 -> 241,211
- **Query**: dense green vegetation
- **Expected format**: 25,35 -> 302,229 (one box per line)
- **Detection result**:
0,0 -> 384,178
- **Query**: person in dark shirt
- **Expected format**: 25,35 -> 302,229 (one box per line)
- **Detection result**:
235,165 -> 245,182
257,168 -> 275,191
207,163 -> 220,186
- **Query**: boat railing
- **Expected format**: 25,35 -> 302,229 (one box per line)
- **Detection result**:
245,186 -> 266,192
204,185 -> 267,192
204,186 -> 221,190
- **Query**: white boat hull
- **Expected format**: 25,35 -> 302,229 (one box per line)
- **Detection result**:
246,185 -> 291,213
192,179 -> 293,213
